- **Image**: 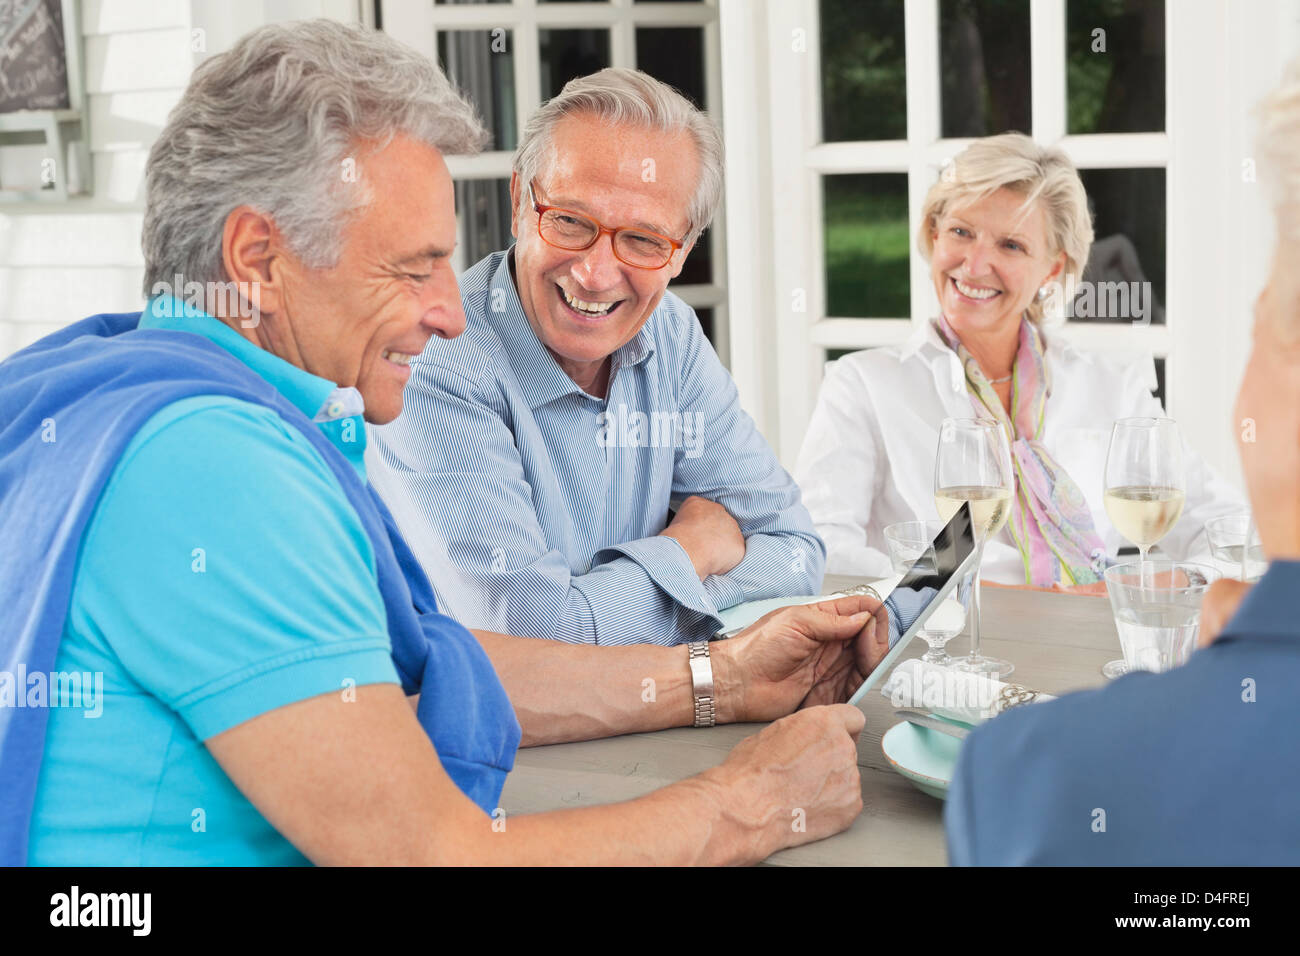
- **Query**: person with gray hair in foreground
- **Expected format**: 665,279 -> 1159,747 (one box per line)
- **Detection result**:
366,67 -> 827,646
943,62 -> 1300,865
0,20 -> 889,866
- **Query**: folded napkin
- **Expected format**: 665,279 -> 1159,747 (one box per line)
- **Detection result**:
880,659 -> 1056,725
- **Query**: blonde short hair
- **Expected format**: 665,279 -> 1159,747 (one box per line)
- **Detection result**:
916,133 -> 1094,324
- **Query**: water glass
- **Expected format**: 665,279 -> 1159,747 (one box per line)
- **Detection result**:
1204,515 -> 1266,582
1103,560 -> 1220,674
884,520 -> 971,665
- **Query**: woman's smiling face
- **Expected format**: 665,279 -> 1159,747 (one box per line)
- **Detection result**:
930,186 -> 1066,337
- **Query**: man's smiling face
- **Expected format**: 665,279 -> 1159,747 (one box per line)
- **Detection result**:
509,113 -> 698,393
275,134 -> 466,424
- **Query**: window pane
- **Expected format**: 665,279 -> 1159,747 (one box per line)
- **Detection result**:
1072,167 -> 1165,324
638,26 -> 710,285
635,27 -> 706,109
672,226 -> 711,286
692,307 -> 714,346
438,30 -> 518,150
820,0 -> 906,142
824,174 -> 910,318
456,179 -> 513,268
540,29 -> 611,101
1067,0 -> 1165,134
940,0 -> 1031,138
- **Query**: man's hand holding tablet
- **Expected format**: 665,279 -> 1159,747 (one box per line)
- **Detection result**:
712,592 -> 892,721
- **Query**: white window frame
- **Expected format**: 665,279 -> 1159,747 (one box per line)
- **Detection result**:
724,0 -> 1298,490
375,0 -> 728,362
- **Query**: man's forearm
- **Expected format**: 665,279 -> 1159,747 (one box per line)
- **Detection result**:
472,630 -> 737,746
460,767 -> 769,865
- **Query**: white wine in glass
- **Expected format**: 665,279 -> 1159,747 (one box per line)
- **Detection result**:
1102,418 -> 1187,679
935,419 -> 1016,679
1103,486 -> 1186,549
936,485 -> 1014,539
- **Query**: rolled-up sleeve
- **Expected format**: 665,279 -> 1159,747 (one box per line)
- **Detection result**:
669,315 -> 827,605
370,361 -> 717,644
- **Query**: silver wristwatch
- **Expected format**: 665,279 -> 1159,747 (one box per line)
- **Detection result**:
687,641 -> 715,727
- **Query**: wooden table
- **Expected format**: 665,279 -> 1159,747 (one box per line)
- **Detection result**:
497,575 -> 1118,865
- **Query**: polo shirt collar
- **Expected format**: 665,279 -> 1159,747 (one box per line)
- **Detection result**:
1218,560 -> 1300,643
140,295 -> 367,472
487,248 -> 656,410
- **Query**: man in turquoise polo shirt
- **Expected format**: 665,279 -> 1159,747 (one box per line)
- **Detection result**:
3,20 -> 894,866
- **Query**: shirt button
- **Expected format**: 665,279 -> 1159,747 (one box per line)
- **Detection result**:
326,400 -> 345,419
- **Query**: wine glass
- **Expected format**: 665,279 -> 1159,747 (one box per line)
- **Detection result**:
883,520 -> 973,665
1101,417 -> 1186,679
933,418 -> 1015,678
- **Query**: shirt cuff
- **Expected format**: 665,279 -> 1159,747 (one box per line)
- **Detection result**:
592,535 -> 723,625
703,572 -> 746,613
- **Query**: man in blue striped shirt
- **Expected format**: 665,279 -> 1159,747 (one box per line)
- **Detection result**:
370,69 -> 824,645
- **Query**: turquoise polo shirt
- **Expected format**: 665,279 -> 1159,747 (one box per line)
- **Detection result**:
27,296 -> 400,866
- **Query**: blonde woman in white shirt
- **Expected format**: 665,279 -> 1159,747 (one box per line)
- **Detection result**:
795,133 -> 1244,591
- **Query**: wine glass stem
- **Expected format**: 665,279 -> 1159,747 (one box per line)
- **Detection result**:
969,540 -> 985,661
1138,544 -> 1150,592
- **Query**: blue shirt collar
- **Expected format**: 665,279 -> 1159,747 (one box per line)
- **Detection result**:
140,295 -> 368,473
486,248 -> 656,410
1218,560 -> 1300,643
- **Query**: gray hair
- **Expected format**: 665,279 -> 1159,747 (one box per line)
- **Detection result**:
142,19 -> 488,295
1257,55 -> 1300,339
917,133 -> 1094,325
512,68 -> 723,244
1258,56 -> 1300,244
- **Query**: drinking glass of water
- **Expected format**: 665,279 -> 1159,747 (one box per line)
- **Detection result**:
1204,515 -> 1266,582
884,520 -> 973,665
1102,417 -> 1187,678
1103,560 -> 1219,674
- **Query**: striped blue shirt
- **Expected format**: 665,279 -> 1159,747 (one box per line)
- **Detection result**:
367,248 -> 825,645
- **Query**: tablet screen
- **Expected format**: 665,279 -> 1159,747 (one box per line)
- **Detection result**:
847,503 -> 979,706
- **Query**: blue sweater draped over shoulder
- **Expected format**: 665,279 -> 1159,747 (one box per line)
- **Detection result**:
0,313 -> 520,865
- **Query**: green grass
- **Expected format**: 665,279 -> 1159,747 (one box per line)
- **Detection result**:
824,180 -> 911,318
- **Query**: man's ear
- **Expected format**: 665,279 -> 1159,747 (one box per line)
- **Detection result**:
221,206 -> 286,319
509,171 -> 522,240
668,235 -> 697,279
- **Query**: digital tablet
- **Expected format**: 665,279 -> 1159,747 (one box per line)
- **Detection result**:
847,503 -> 980,707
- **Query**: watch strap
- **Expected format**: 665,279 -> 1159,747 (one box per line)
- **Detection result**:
687,640 -> 715,727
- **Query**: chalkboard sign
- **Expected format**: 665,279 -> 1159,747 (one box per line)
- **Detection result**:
0,0 -> 71,113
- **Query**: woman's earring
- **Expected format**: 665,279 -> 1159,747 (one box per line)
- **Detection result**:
1037,286 -> 1049,300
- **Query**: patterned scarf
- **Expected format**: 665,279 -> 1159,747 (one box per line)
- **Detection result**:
934,315 -> 1107,586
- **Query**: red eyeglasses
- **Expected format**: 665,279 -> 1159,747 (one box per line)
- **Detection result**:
528,180 -> 688,270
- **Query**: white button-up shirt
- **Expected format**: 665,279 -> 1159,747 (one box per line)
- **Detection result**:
793,321 -> 1247,584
